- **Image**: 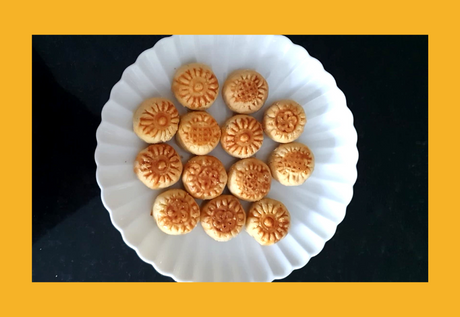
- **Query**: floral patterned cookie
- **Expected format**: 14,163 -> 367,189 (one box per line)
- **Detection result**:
152,189 -> 200,235
172,63 -> 219,110
133,97 -> 180,143
182,155 -> 227,200
263,100 -> 306,143
221,114 -> 264,158
200,195 -> 246,242
246,198 -> 291,245
134,143 -> 183,189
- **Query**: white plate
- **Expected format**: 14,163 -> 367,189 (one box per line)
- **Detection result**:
95,35 -> 358,282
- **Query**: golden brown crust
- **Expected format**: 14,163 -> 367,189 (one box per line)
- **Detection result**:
222,69 -> 268,114
221,115 -> 263,158
172,63 -> 219,110
133,144 -> 183,189
133,98 -> 180,143
200,195 -> 246,242
246,198 -> 291,245
182,155 -> 227,200
268,142 -> 315,186
227,158 -> 271,202
177,111 -> 221,155
263,100 -> 306,143
152,189 -> 200,235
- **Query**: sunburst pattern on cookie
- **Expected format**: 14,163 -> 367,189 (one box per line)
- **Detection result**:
228,158 -> 271,202
153,189 -> 200,235
172,64 -> 219,110
221,115 -> 263,158
182,156 -> 227,200
201,195 -> 246,241
178,111 -> 221,154
134,144 -> 182,189
263,100 -> 306,143
135,99 -> 179,142
269,143 -> 314,186
246,198 -> 291,245
223,70 -> 268,114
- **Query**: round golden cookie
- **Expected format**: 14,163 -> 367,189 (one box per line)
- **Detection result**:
200,195 -> 246,242
246,198 -> 291,245
152,189 -> 200,235
268,142 -> 315,186
134,144 -> 183,189
221,115 -> 264,158
222,69 -> 268,114
182,155 -> 227,200
133,97 -> 180,143
172,63 -> 219,110
227,158 -> 271,202
263,100 -> 307,143
176,111 -> 221,155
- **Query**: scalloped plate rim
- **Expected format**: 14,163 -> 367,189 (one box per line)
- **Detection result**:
94,35 -> 359,282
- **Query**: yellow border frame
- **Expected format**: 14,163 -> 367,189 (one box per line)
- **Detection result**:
2,0 -> 452,315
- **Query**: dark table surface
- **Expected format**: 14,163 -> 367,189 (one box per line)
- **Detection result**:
32,35 -> 428,282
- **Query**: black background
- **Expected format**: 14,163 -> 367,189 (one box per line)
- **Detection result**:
32,35 -> 428,282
